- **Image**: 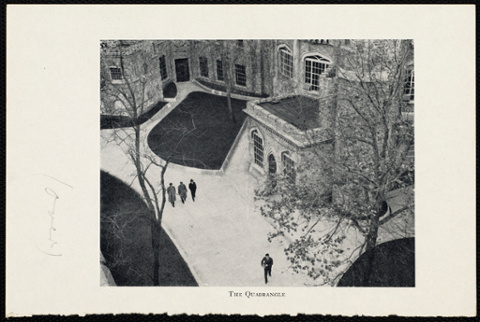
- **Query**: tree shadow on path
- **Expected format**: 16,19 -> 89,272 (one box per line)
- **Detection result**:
101,170 -> 198,286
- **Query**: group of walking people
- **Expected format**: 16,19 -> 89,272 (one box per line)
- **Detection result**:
166,179 -> 197,207
168,178 -> 275,285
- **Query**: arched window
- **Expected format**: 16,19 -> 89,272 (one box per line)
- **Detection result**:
252,130 -> 264,167
403,69 -> 414,100
279,46 -> 293,78
304,55 -> 331,91
282,152 -> 295,183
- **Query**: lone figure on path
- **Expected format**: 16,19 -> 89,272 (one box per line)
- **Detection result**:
167,183 -> 176,207
178,182 -> 188,204
261,253 -> 273,284
189,179 -> 197,201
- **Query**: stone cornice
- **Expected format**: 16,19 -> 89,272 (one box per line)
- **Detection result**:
244,96 -> 332,149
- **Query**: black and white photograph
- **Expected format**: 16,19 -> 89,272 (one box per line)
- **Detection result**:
100,39 -> 415,288
6,5 -> 475,317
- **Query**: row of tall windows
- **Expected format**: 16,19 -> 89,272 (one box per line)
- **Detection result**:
278,45 -> 414,96
108,46 -> 412,98
108,55 -> 168,81
108,55 -> 247,87
109,46 -> 331,90
107,53 -> 248,89
251,130 -> 295,182
108,54 -> 413,103
212,59 -> 247,87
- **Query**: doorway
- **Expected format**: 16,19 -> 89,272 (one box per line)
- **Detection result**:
175,58 -> 190,82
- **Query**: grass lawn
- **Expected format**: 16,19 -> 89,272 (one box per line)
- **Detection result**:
100,171 -> 198,286
148,91 -> 248,170
101,100 -> 168,130
337,237 -> 415,287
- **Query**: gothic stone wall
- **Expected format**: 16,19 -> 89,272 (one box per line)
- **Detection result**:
246,116 -> 301,180
162,40 -> 274,97
101,41 -> 165,116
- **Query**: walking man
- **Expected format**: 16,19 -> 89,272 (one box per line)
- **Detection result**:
178,181 -> 187,204
167,183 -> 176,207
261,253 -> 273,284
189,179 -> 197,201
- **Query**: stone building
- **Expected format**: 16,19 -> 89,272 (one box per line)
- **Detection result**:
100,39 -> 414,184
243,94 -> 334,182
100,39 -> 349,117
270,39 -> 339,96
241,39 -> 343,181
177,40 -> 275,97
243,39 -> 414,183
100,40 -> 165,116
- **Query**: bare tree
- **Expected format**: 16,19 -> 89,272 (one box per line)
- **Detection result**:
100,40 -> 198,286
100,194 -> 152,285
256,39 -> 414,286
217,40 -> 236,123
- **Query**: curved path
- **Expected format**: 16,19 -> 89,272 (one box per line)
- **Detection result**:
100,82 -> 314,286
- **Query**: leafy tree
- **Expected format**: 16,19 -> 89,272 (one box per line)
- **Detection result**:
256,39 -> 414,286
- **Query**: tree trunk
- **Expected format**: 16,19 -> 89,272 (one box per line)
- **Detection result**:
133,123 -> 161,286
152,163 -> 168,286
221,41 -> 236,124
151,220 -> 161,286
362,208 -> 382,285
159,163 -> 168,223
134,127 -> 154,213
226,86 -> 236,123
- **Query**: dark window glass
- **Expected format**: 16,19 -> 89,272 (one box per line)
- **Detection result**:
199,57 -> 209,78
216,60 -> 224,81
159,55 -> 168,80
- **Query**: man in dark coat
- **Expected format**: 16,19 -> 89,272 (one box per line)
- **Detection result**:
178,182 -> 187,204
167,183 -> 176,207
261,253 -> 273,284
188,179 -> 197,201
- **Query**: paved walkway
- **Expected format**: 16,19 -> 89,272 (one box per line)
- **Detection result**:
101,82 -> 314,286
